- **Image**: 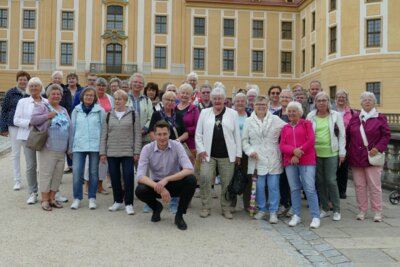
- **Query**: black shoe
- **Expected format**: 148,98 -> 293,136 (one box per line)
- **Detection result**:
151,202 -> 163,222
340,192 -> 347,199
175,215 -> 187,230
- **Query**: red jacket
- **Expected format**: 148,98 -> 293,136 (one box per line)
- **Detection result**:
280,119 -> 316,166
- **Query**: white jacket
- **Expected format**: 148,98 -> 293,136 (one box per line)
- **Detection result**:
14,96 -> 48,140
306,109 -> 346,157
242,111 -> 286,175
195,107 -> 242,163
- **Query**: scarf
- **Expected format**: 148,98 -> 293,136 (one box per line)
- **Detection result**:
82,104 -> 94,115
360,108 -> 378,122
159,108 -> 176,128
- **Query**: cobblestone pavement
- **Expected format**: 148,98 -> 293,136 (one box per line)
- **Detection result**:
0,136 -> 10,155
0,147 -> 399,266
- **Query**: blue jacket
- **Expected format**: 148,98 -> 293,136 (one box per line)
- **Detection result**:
0,87 -> 28,132
71,103 -> 105,152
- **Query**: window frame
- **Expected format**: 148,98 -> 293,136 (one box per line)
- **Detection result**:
329,86 -> 337,100
194,17 -> 205,35
193,48 -> 205,70
366,82 -> 381,104
302,49 -> 306,73
61,11 -> 74,31
330,0 -> 337,12
223,18 -> 235,37
312,11 -> 316,32
223,49 -> 235,71
329,26 -> 337,54
281,21 -> 292,40
0,40 -> 7,64
106,5 -> 123,30
281,51 -> 292,73
366,18 -> 381,47
0,9 -> 8,28
302,18 -> 306,37
311,44 -> 316,68
154,46 -> 167,69
22,42 -> 35,65
252,50 -> 264,72
60,43 -> 73,66
252,20 -> 264,38
23,9 -> 36,29
155,15 -> 167,34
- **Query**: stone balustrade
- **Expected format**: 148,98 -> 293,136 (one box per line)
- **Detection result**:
383,133 -> 400,189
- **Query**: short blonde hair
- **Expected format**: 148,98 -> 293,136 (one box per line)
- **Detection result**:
51,71 -> 63,79
27,77 -> 45,95
178,83 -> 193,95
113,89 -> 128,102
162,91 -> 177,101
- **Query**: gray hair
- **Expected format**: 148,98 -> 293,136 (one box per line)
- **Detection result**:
210,86 -> 226,99
166,84 -> 177,92
213,81 -> 225,90
96,77 -> 108,86
255,95 -> 269,104
336,89 -> 350,105
315,91 -> 332,111
287,101 -> 304,117
27,77 -> 44,95
200,83 -> 212,92
247,88 -> 259,96
121,80 -> 130,88
280,89 -> 293,98
187,71 -> 198,81
360,91 -> 377,105
46,83 -> 63,97
130,72 -> 146,86
51,70 -> 63,79
246,84 -> 260,95
233,92 -> 247,103
109,77 -> 122,87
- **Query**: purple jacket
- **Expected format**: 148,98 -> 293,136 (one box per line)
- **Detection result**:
346,112 -> 390,167
180,104 -> 199,150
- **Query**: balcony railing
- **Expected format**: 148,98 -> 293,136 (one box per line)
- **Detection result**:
89,63 -> 137,75
386,113 -> 400,132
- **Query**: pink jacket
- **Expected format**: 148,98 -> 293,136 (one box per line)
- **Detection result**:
280,119 -> 316,166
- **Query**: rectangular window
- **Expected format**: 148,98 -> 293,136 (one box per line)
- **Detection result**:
252,20 -> 264,38
223,49 -> 234,71
23,10 -> 36,29
311,44 -> 316,68
0,9 -> 8,28
330,0 -> 336,11
281,51 -> 292,73
302,18 -> 306,37
302,49 -> 305,72
0,41 -> 6,63
312,11 -> 316,31
367,19 -> 381,47
154,46 -> 166,69
252,50 -> 264,72
61,43 -> 73,65
223,19 -> 234,37
193,48 -> 205,70
281,21 -> 292,40
155,15 -> 167,34
366,82 -> 381,104
330,26 -> 337,54
107,5 -> 123,30
61,11 -> 74,30
329,86 -> 337,99
22,42 -> 34,64
194,17 -> 205,35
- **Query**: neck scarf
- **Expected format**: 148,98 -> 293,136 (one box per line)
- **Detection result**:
360,107 -> 378,122
82,103 -> 94,115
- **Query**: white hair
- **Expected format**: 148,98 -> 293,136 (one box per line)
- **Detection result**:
211,86 -> 226,99
187,72 -> 198,81
213,81 -> 225,90
247,88 -> 259,96
27,77 -> 45,95
287,101 -> 304,117
233,92 -> 247,103
51,70 -> 63,79
246,84 -> 260,95
360,91 -> 377,105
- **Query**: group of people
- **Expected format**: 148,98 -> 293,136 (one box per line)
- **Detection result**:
0,70 -> 391,230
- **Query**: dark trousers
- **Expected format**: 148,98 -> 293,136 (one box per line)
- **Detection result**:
108,157 -> 134,205
279,170 -> 291,208
336,159 -> 349,195
135,175 -> 196,214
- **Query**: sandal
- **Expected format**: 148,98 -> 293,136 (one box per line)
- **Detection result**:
98,188 -> 109,195
50,200 -> 63,208
41,201 -> 52,211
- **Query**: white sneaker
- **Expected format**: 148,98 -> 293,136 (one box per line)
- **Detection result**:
89,198 -> 96,210
310,218 -> 321,229
332,212 -> 341,221
125,205 -> 135,215
70,199 -> 81,210
55,192 -> 68,203
356,211 -> 366,221
269,213 -> 278,224
288,215 -> 302,227
109,202 -> 124,212
13,182 -> 21,191
373,212 -> 383,222
26,193 -> 38,204
253,211 -> 267,220
320,210 -> 331,218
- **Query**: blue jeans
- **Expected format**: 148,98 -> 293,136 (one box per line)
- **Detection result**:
285,165 -> 320,219
108,157 -> 134,205
256,174 -> 280,213
72,152 -> 99,200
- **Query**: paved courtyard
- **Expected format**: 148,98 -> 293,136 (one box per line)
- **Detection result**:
0,137 -> 399,266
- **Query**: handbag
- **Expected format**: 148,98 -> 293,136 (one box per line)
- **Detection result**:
171,125 -> 194,161
359,121 -> 385,167
26,122 -> 51,151
225,165 -> 248,200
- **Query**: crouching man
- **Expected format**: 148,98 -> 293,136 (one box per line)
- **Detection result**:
135,120 -> 196,230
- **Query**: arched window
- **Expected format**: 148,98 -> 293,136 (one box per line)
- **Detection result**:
106,43 -> 122,73
107,5 -> 123,30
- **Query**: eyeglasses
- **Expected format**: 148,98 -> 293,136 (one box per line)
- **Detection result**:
88,79 -> 96,82
255,103 -> 267,107
270,92 -> 280,95
164,98 -> 176,103
280,96 -> 292,99
316,99 -> 328,103
202,91 -> 210,94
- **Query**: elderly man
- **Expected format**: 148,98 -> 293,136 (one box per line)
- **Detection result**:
135,121 -> 196,230
197,84 -> 213,111
307,80 -> 322,111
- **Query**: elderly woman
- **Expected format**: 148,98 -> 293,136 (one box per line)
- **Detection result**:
334,90 -> 354,199
280,101 -> 320,228
242,96 -> 286,223
109,77 -> 121,95
306,91 -> 346,221
30,84 -> 72,211
70,87 -> 105,210
195,87 -> 242,219
0,71 -> 30,190
346,92 -> 390,222
14,77 -> 46,204
246,88 -> 258,113
268,85 -> 282,113
274,89 -> 293,217
100,90 -> 141,215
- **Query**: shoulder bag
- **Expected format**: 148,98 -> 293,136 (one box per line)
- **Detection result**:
359,121 -> 385,167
